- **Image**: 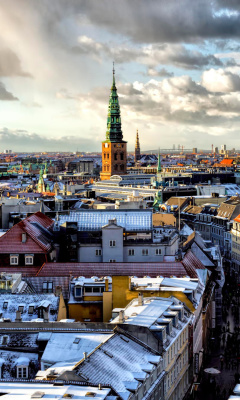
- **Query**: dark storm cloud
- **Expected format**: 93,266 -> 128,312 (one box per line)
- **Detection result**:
0,48 -> 32,77
3,0 -> 240,46
0,128 -> 95,152
0,83 -> 18,101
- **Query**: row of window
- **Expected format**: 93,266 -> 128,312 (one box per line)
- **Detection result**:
10,255 -> 33,266
95,248 -> 162,257
166,328 -> 188,368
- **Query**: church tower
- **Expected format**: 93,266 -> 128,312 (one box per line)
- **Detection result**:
100,64 -> 127,181
135,129 -> 141,162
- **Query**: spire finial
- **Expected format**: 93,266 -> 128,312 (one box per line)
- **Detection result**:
112,61 -> 115,86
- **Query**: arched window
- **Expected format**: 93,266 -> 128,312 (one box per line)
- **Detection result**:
120,164 -> 124,171
120,152 -> 124,160
114,164 -> 118,171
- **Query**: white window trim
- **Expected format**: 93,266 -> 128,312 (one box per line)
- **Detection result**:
155,248 -> 162,255
17,366 -> 28,379
10,255 -> 19,265
109,259 -> 116,263
142,249 -> 149,256
109,240 -> 116,247
128,249 -> 134,256
25,255 -> 34,265
95,249 -> 102,256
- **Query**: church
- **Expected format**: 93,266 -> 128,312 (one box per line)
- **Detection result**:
100,65 -> 127,181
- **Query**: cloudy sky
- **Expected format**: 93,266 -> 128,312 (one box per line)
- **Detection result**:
1,0 -> 240,152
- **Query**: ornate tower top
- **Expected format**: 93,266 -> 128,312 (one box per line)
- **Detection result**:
135,129 -> 141,162
105,64 -> 125,143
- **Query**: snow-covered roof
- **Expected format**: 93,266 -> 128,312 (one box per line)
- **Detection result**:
42,332 -> 113,365
0,382 -> 111,399
111,297 -> 173,327
57,210 -> 152,232
75,333 -> 162,399
0,294 -> 59,322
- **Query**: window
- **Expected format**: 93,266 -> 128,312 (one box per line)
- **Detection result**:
109,259 -> 116,263
114,153 -> 117,160
28,306 -> 34,315
128,249 -> 134,256
25,255 -> 33,265
84,287 -> 92,293
10,255 -> 19,265
3,302 -> 8,310
109,240 -> 116,247
93,287 -> 100,293
17,366 -> 28,379
75,286 -> 82,298
142,249 -> 148,256
43,282 -> 53,293
18,306 -> 24,313
1,336 -> 8,345
155,248 -> 161,255
95,249 -> 102,256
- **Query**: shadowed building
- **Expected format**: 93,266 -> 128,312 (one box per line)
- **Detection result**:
100,65 -> 127,180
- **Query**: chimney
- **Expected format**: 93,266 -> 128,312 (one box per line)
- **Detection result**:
55,285 -> 62,297
119,310 -> 125,323
22,233 -> 27,243
105,279 -> 109,292
83,352 -> 88,360
138,292 -> 144,306
43,309 -> 49,322
15,311 -> 22,322
98,384 -> 102,390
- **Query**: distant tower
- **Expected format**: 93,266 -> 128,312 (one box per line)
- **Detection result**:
100,64 -> 127,181
157,150 -> 161,173
135,129 -> 141,162
37,168 -> 45,193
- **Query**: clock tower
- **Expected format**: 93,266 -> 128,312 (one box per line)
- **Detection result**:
100,64 -> 127,181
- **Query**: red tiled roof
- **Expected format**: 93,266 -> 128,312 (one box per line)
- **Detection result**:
0,212 -> 53,253
182,250 -> 205,277
220,159 -> 234,165
0,266 -> 40,276
38,261 -> 198,278
234,214 -> 240,223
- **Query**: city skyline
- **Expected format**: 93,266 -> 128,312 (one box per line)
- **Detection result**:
1,1 -> 240,152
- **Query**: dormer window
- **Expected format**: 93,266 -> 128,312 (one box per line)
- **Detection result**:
10,254 -> 19,265
18,306 -> 24,313
28,306 -> 34,315
1,335 -> 8,345
25,255 -> 34,265
3,302 -> 8,310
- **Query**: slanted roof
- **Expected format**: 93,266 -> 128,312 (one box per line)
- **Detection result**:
0,212 -> 53,253
75,333 -> 161,399
38,261 -> 198,278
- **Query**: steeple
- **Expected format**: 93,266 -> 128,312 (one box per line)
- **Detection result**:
157,150 -> 161,173
106,63 -> 124,143
135,129 -> 141,162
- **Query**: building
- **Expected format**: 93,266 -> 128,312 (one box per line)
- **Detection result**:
231,214 -> 240,278
100,65 -> 127,180
111,296 -> 191,400
135,129 -> 141,162
0,212 -> 56,268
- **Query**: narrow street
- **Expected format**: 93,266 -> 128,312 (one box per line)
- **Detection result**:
195,275 -> 240,400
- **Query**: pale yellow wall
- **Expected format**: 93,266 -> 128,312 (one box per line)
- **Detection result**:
57,293 -> 67,321
103,291 -> 113,322
112,275 -> 195,312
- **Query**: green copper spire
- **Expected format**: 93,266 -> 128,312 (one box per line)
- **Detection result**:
157,150 -> 161,173
105,63 -> 124,142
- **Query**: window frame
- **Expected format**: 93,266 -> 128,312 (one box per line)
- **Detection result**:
109,240 -> 116,247
25,255 -> 34,265
10,254 -> 19,265
17,366 -> 28,379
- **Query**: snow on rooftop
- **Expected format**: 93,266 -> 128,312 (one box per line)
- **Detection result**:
0,382 -> 111,399
111,297 -> 173,327
42,332 -> 113,365
57,210 -> 152,231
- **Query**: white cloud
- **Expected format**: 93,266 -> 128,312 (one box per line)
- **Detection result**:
201,68 -> 240,92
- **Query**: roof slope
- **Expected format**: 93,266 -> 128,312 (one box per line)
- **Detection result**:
0,212 -> 53,253
75,333 -> 160,399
